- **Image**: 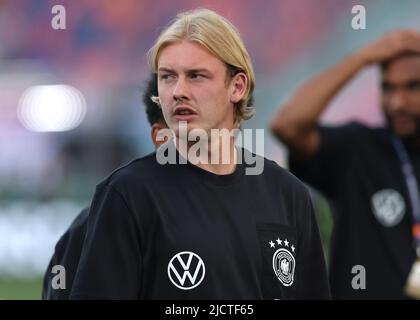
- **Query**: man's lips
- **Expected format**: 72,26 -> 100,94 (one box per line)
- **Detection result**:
390,115 -> 413,126
173,105 -> 198,121
174,114 -> 198,121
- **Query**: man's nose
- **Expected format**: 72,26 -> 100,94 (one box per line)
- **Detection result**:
173,77 -> 190,101
388,91 -> 408,112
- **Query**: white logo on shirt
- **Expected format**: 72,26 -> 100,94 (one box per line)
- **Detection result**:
371,189 -> 405,227
269,238 -> 296,286
167,251 -> 205,290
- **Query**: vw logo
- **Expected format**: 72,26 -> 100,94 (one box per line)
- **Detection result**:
167,251 -> 205,290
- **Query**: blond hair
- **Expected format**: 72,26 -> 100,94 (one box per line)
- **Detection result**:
147,8 -> 255,127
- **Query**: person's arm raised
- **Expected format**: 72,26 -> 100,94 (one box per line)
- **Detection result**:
270,30 -> 420,159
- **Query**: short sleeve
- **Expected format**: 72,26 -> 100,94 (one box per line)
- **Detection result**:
70,185 -> 142,299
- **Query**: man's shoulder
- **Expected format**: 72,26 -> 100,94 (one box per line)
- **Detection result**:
346,122 -> 389,136
48,208 -> 90,270
67,207 -> 90,233
317,122 -> 391,153
320,121 -> 387,138
96,152 -> 160,191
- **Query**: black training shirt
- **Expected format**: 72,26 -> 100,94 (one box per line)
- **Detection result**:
70,144 -> 330,299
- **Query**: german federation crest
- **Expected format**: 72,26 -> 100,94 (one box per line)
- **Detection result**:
371,189 -> 405,227
269,238 -> 296,286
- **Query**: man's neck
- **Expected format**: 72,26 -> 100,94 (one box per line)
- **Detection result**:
176,136 -> 237,175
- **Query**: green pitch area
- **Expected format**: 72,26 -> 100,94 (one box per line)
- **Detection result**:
0,277 -> 43,300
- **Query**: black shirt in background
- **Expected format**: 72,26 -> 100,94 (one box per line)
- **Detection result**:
42,207 -> 89,299
289,122 -> 417,299
70,145 -> 330,299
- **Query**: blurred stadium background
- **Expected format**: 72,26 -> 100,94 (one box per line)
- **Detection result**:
0,0 -> 419,299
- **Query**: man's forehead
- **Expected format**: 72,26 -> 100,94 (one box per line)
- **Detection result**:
384,55 -> 420,73
157,41 -> 224,72
383,55 -> 420,82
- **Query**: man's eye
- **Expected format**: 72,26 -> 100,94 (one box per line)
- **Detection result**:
382,84 -> 392,93
408,82 -> 420,91
190,74 -> 205,80
160,74 -> 174,80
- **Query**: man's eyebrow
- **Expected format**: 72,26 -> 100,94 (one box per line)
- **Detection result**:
157,67 -> 175,73
157,67 -> 211,74
381,79 -> 420,87
186,68 -> 211,74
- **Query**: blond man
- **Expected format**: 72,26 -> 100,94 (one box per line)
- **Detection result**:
71,9 -> 329,300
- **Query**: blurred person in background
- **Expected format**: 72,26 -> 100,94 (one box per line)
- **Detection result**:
271,30 -> 420,299
69,8 -> 330,299
42,74 -> 166,299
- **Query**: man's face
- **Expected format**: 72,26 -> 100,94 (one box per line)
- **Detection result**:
382,55 -> 420,139
157,40 -> 238,136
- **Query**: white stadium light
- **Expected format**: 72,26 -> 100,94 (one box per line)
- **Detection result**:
17,84 -> 87,132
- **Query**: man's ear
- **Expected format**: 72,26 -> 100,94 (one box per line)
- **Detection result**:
230,72 -> 248,104
151,122 -> 168,149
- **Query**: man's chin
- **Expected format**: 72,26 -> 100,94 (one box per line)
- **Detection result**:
390,123 -> 419,140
